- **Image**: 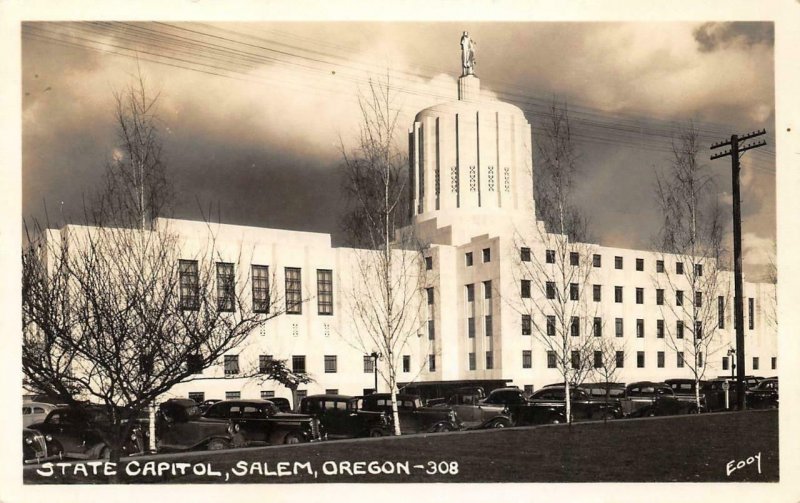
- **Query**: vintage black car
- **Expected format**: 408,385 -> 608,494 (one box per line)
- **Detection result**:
27,405 -> 146,460
202,399 -> 322,444
701,379 -> 739,411
357,393 -> 461,433
156,398 -> 240,452
663,378 -> 706,413
528,386 -> 623,420
448,387 -> 567,427
618,382 -> 692,417
299,394 -> 391,438
23,427 -> 59,464
437,388 -> 514,429
746,378 -> 778,409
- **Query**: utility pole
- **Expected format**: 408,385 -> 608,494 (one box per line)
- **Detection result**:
710,129 -> 767,410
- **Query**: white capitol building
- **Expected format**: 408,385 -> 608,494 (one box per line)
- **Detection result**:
70,43 -> 774,405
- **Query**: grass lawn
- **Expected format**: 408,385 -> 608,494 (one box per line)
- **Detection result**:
24,410 -> 777,484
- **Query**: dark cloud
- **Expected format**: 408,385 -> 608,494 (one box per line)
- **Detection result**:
693,22 -> 773,53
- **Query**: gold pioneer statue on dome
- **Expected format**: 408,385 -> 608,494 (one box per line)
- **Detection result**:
460,31 -> 476,76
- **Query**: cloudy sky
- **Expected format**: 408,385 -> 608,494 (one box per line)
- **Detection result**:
21,21 -> 776,279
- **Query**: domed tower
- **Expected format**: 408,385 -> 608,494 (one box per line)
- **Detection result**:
408,33 -> 535,245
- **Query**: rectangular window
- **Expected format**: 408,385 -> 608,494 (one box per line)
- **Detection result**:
251,265 -> 271,314
657,319 -> 664,338
752,357 -> 759,370
570,316 -> 580,337
403,355 -> 410,373
748,298 -> 754,330
468,352 -> 476,371
179,260 -> 200,311
292,355 -> 306,374
676,290 -> 684,307
466,283 -> 475,302
484,280 -> 492,299
614,256 -> 623,269
637,351 -> 645,368
698,352 -> 704,368
485,351 -> 494,369
428,320 -> 435,340
615,286 -> 623,303
571,350 -> 580,370
363,356 -> 374,374
547,315 -> 556,336
522,315 -> 532,335
468,317 -> 475,338
657,351 -> 665,368
636,318 -> 644,338
522,350 -> 532,369
677,352 -> 685,368
593,254 -> 601,267
424,256 -> 433,270
546,249 -> 556,264
570,252 -> 579,266
695,263 -> 703,276
593,284 -> 601,302
636,288 -> 644,304
259,354 -> 273,373
722,357 -> 729,371
636,258 -> 644,271
520,247 -> 531,262
225,391 -> 241,400
465,252 -> 473,267
656,289 -> 664,306
224,355 -> 240,375
324,355 -> 337,373
615,318 -> 623,337
317,269 -> 333,315
426,287 -> 434,305
771,357 -> 777,370
187,354 -> 204,374
429,354 -> 436,372
718,296 -> 725,329
547,351 -> 557,369
522,280 -> 532,299
593,351 -> 602,368
325,389 -> 339,395
695,291 -> 702,308
593,317 -> 602,337
485,315 -> 493,337
676,262 -> 684,275
569,283 -> 579,301
615,351 -> 625,368
677,320 -> 684,339
482,248 -> 491,263
285,267 -> 302,314
695,321 -> 703,340
545,281 -> 555,300
656,260 -> 664,273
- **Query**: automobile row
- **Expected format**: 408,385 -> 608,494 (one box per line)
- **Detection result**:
22,375 -> 777,464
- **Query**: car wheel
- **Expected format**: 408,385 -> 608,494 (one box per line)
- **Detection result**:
434,422 -> 455,432
206,438 -> 230,451
549,417 -> 562,424
491,419 -> 510,428
284,432 -> 304,445
98,446 -> 111,460
368,428 -> 385,437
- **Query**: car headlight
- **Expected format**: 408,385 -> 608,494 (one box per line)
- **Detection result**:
45,434 -> 53,442
25,437 -> 33,445
130,433 -> 137,441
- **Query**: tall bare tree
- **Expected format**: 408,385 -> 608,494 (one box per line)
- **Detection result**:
513,101 -> 597,423
339,76 -> 428,435
654,124 -> 729,411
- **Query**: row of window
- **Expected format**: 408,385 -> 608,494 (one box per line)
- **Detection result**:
517,351 -> 777,371
219,354 -> 414,375
179,261 -> 333,316
524,315 -> 704,339
521,248 -> 704,276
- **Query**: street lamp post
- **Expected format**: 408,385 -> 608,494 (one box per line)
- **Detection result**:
727,348 -> 736,380
369,352 -> 381,393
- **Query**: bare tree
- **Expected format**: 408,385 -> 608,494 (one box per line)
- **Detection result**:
654,123 -> 729,411
339,76 -> 428,435
589,334 -> 626,403
513,101 -> 597,423
249,358 -> 315,410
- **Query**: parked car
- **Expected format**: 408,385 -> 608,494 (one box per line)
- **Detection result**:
202,399 -> 322,445
23,427 -> 60,464
156,398 -> 241,452
579,382 -> 626,400
618,382 -> 691,417
27,405 -> 146,460
357,393 -> 461,433
702,379 -> 739,411
528,386 -> 623,420
663,379 -> 706,413
437,388 -> 515,429
23,402 -> 58,428
746,378 -> 778,409
299,394 -> 391,438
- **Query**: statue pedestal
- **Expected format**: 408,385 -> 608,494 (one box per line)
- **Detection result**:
458,75 -> 480,101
